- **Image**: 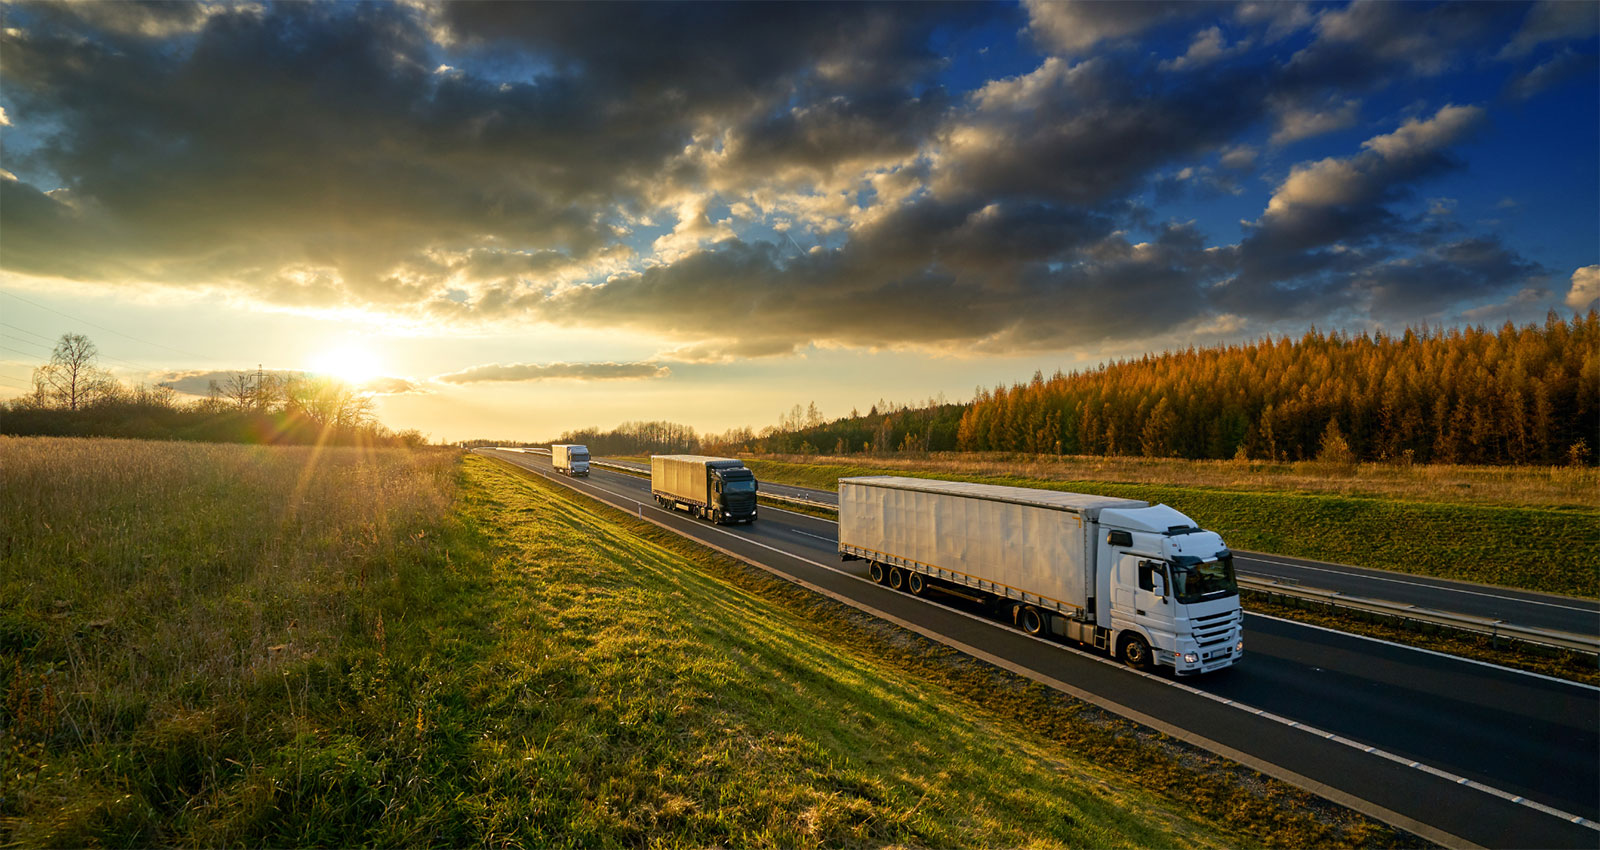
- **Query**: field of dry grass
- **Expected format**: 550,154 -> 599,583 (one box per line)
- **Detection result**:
746,452 -> 1598,509
1,436 -> 458,844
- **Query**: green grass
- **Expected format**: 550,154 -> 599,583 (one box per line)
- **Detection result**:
736,458 -> 1600,599
1,438 -> 1409,847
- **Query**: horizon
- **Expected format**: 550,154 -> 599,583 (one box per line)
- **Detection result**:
2,0 -> 1597,442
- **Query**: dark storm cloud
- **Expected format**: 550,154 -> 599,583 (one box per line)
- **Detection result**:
511,214 -> 1209,355
933,56 -> 1274,206
1354,237 -> 1544,317
0,1 -> 1577,357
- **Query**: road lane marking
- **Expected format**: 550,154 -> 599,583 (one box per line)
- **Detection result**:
480,450 -> 1599,838
792,529 -> 833,542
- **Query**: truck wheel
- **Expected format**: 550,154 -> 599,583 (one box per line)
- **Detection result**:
1119,635 -> 1152,671
907,573 -> 928,596
1020,606 -> 1045,636
887,567 -> 905,591
712,510 -> 723,524
868,562 -> 885,583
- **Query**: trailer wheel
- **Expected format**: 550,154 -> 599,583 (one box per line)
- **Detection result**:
1119,634 -> 1152,671
1020,606 -> 1046,636
907,572 -> 928,596
868,562 -> 886,583
887,567 -> 905,591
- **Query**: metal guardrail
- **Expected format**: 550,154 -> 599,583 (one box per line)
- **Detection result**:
1240,576 -> 1600,655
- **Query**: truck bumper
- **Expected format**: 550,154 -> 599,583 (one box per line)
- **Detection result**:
1173,642 -> 1242,674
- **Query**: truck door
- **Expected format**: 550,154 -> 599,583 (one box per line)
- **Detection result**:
1114,555 -> 1173,638
1112,554 -> 1141,618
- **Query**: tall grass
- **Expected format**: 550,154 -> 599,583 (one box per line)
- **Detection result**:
1,436 -> 457,844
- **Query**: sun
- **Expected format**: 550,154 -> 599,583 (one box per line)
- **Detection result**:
307,344 -> 383,386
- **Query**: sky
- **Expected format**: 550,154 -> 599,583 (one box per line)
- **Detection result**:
1,0 -> 1596,443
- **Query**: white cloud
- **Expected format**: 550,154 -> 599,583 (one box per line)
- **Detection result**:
1264,104 -> 1484,220
434,361 -> 670,384
1567,265 -> 1600,310
1235,1 -> 1313,42
1361,104 -> 1483,160
1024,0 -> 1206,55
1160,26 -> 1248,71
1270,98 -> 1360,145
1500,0 -> 1600,59
1219,144 -> 1258,170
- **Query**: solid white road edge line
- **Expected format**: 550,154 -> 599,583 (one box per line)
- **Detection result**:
483,451 -> 1599,838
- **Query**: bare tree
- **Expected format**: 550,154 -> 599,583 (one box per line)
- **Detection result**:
32,333 -> 116,410
224,372 -> 255,409
281,375 -> 373,429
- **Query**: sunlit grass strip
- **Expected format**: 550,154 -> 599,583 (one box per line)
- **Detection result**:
735,457 -> 1599,598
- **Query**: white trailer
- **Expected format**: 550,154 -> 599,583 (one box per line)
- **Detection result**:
551,444 -> 591,476
838,476 -> 1242,674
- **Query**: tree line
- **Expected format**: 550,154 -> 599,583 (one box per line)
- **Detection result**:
3,333 -> 427,447
720,312 -> 1597,466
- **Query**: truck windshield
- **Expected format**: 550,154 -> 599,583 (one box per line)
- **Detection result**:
724,479 -> 756,494
572,452 -> 588,461
1170,554 -> 1237,603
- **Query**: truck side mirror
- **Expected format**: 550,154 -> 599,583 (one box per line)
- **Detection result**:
1108,530 -> 1132,547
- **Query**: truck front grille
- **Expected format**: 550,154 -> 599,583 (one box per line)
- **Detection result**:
1191,610 -> 1240,646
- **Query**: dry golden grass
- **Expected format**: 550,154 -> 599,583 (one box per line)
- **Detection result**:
0,436 -> 457,755
749,451 -> 1599,509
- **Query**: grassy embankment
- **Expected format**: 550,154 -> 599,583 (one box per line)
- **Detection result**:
1,437 -> 1408,847
730,455 -> 1599,599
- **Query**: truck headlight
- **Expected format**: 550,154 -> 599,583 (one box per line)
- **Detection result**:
1183,652 -> 1199,664
1235,639 -> 1244,653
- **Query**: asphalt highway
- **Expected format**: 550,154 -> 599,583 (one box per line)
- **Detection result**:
484,449 -> 1599,848
594,456 -> 1599,637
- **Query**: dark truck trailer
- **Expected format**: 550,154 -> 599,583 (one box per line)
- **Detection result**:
650,455 -> 758,524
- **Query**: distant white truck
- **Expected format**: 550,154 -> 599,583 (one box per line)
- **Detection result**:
838,476 -> 1242,674
550,444 -> 591,476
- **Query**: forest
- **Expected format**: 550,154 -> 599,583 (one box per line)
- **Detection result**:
723,312 -> 1598,466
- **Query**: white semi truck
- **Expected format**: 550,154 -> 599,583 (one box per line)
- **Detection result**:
651,455 -> 758,524
838,476 -> 1242,674
551,444 -> 591,476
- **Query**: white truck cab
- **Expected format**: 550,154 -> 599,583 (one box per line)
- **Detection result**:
551,444 -> 591,476
1098,505 -> 1243,674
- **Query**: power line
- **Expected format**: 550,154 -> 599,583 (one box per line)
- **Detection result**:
0,290 -> 214,360
1,321 -> 177,374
